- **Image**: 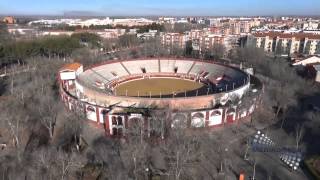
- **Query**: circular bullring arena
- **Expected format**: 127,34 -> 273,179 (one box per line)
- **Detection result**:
59,58 -> 261,136
114,77 -> 203,97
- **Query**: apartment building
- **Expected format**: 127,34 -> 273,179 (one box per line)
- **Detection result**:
161,33 -> 188,48
254,32 -> 320,55
302,21 -> 320,30
199,34 -> 225,52
188,29 -> 204,40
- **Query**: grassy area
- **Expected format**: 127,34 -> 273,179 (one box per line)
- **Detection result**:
304,156 -> 320,180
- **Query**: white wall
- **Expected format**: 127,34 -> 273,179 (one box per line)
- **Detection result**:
60,72 -> 76,80
316,71 -> 320,83
75,80 -> 84,93
98,108 -> 109,124
219,82 -> 250,106
86,105 -> 97,122
249,104 -> 255,114
208,109 -> 223,126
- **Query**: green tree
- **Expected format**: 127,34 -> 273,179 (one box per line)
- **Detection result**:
185,40 -> 193,56
71,32 -> 102,48
118,34 -> 139,48
0,23 -> 11,44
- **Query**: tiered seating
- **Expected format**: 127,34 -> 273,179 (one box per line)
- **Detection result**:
90,69 -> 113,82
78,71 -> 108,89
77,59 -> 250,94
175,60 -> 194,74
94,63 -> 129,78
160,60 -> 176,73
189,63 -> 206,76
123,60 -> 159,74
207,65 -> 227,79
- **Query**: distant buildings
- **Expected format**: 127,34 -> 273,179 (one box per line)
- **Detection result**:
199,34 -> 224,52
158,17 -> 176,24
2,16 -> 16,24
210,19 -> 260,36
137,30 -> 158,40
160,28 -> 243,53
7,15 -> 320,57
28,17 -> 154,27
161,33 -> 188,48
302,21 -> 320,30
253,32 -> 320,55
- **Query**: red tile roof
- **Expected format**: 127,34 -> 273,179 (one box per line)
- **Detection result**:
60,63 -> 82,72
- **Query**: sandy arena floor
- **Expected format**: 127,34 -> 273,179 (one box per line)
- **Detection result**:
114,78 -> 204,97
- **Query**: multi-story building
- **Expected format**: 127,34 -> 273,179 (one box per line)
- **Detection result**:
29,17 -> 154,27
161,33 -> 188,48
302,21 -> 320,30
231,20 -> 252,34
199,34 -> 225,52
158,17 -> 176,24
209,19 -> 255,36
253,32 -> 320,55
188,29 -> 204,40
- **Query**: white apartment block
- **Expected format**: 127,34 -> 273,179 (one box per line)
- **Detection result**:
254,32 -> 320,55
199,34 -> 224,52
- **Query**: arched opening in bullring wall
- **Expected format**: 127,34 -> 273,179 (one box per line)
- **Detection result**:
111,116 -> 124,126
117,116 -> 123,126
86,106 -> 97,121
211,110 -> 222,116
87,106 -> 95,112
127,117 -> 144,136
112,128 -> 123,137
171,113 -> 188,129
191,113 -> 205,128
209,110 -> 223,126
226,108 -> 236,123
111,116 -> 124,136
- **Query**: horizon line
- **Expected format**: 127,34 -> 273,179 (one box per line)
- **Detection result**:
1,13 -> 320,18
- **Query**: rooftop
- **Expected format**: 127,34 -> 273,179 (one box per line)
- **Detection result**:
60,63 -> 82,72
253,32 -> 320,40
293,56 -> 320,66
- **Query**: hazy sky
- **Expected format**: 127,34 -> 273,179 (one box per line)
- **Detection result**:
1,0 -> 320,16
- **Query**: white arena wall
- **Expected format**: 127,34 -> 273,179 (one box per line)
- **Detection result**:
60,86 -> 259,136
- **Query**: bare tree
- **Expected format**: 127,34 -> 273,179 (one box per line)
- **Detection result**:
37,95 -> 61,139
295,124 -> 305,151
57,150 -> 85,180
0,97 -> 31,162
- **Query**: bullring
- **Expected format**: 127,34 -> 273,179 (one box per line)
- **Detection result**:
59,58 -> 261,136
